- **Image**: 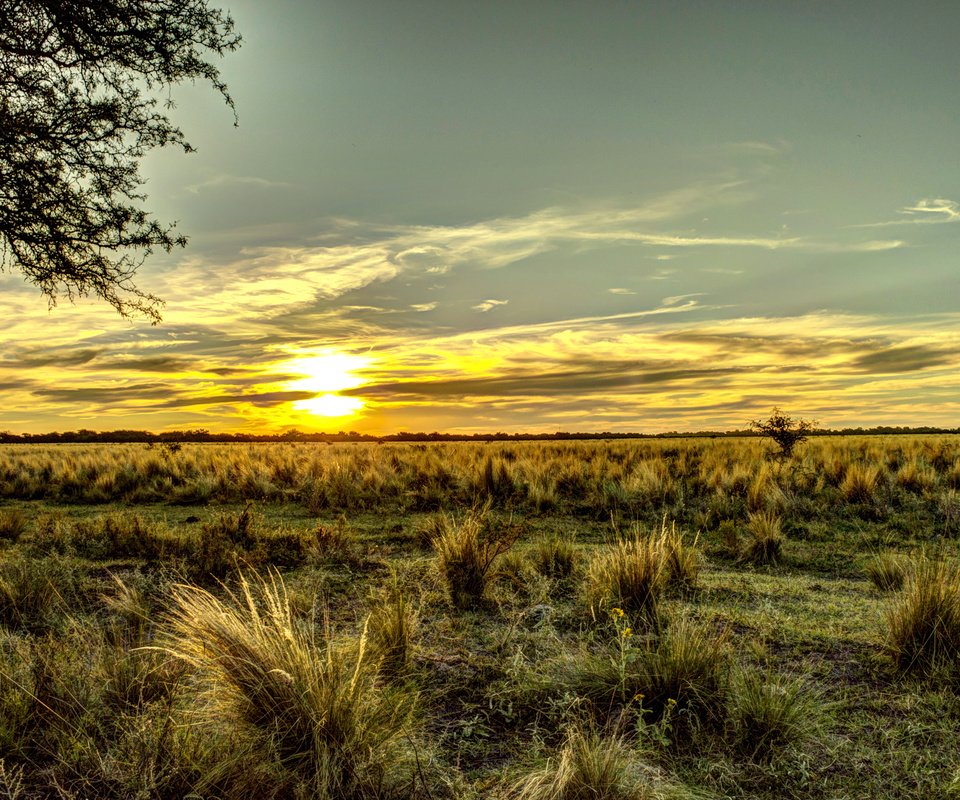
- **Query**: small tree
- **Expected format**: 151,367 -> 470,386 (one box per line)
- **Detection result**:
749,408 -> 816,459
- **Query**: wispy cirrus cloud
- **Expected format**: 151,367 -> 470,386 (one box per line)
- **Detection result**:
852,198 -> 960,228
184,172 -> 293,194
145,182 -> 902,328
473,299 -> 508,313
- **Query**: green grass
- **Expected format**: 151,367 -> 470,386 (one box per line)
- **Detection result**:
1,437 -> 960,798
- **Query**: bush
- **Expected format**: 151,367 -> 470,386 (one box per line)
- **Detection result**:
162,569 -> 420,798
727,670 -> 820,762
749,408 -> 815,459
886,555 -> 960,674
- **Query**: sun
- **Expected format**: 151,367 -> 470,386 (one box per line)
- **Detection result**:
282,350 -> 371,418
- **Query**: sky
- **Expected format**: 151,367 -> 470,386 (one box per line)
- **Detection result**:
2,0 -> 960,434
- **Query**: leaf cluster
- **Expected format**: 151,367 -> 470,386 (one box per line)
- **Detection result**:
0,0 -> 240,320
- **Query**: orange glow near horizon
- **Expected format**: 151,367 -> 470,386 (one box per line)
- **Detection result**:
282,350 -> 371,418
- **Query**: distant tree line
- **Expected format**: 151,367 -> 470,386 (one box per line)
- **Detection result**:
0,425 -> 956,445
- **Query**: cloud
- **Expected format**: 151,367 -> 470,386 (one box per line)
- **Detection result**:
94,356 -> 196,373
8,348 -> 102,368
849,345 -> 955,374
662,293 -> 705,307
608,288 -> 635,295
184,173 -> 292,194
473,299 -> 508,313
161,390 -> 318,409
853,198 -> 960,228
349,364 -> 748,401
410,302 -> 438,312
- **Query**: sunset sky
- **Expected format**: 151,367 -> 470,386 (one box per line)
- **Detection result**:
3,0 -> 960,434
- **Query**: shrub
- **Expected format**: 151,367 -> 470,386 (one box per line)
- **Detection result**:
864,552 -> 909,592
886,555 -> 960,673
727,670 -> 820,761
162,569 -> 419,798
434,507 -> 517,610
510,724 -> 681,800
749,408 -> 815,460
741,511 -> 783,565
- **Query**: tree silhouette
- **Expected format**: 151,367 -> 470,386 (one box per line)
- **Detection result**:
0,1 -> 241,321
750,407 -> 816,459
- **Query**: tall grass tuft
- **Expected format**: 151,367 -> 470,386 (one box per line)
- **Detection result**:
370,577 -> 418,680
885,555 -> 960,674
0,509 -> 26,544
585,536 -> 665,627
741,511 -> 783,565
434,506 -> 517,609
864,552 -> 909,592
727,670 -> 820,762
0,555 -> 81,632
510,724 -> 680,800
162,569 -> 419,798
572,611 -> 729,725
841,464 -> 879,504
529,534 -> 580,583
658,521 -> 701,593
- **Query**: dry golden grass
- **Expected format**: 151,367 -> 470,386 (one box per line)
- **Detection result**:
161,569 -> 419,798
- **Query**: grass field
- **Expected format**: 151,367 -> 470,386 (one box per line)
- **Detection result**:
1,436 -> 959,798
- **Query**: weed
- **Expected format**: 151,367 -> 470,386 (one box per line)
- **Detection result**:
585,536 -> 665,628
312,514 -> 357,561
370,577 -> 417,679
572,610 -> 729,727
0,555 -> 82,632
658,522 -> 701,593
841,464 -> 880,504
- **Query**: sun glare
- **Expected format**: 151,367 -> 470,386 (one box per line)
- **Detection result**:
282,350 -> 371,418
